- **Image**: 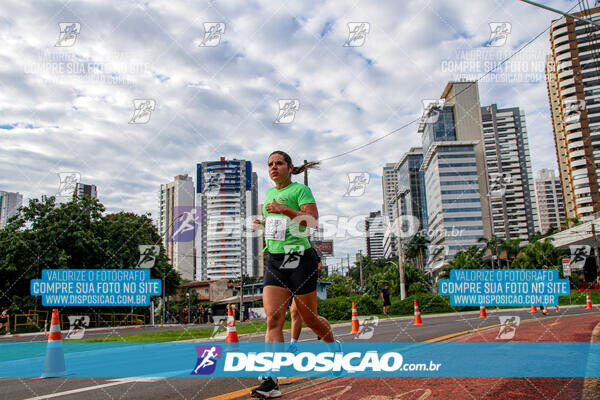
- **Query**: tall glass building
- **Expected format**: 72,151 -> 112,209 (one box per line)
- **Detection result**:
419,81 -> 491,274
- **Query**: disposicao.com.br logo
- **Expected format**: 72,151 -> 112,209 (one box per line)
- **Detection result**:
189,345 -> 442,377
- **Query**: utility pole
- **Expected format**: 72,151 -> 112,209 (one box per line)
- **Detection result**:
304,159 -> 308,185
592,221 -> 600,273
358,250 -> 363,290
396,217 -> 406,300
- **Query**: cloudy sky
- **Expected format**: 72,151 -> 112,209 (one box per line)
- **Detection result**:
0,0 -> 577,265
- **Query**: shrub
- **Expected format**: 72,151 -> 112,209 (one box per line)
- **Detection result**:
351,294 -> 381,316
388,294 -> 456,315
316,297 -> 353,321
407,282 -> 429,296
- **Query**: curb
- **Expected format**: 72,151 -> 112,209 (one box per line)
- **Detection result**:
582,321 -> 600,400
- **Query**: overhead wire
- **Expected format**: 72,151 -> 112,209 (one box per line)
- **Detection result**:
317,2 -> 582,163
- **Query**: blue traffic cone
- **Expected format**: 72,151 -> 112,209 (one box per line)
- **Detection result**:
40,309 -> 66,378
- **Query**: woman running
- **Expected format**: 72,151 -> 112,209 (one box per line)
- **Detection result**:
252,151 -> 338,399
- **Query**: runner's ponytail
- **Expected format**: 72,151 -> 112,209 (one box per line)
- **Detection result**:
269,150 -> 320,175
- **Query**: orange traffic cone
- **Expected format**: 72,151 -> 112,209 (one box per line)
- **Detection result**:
479,306 -> 487,318
225,306 -> 239,344
586,292 -> 593,310
555,305 -> 559,313
39,309 -> 66,378
530,305 -> 538,313
413,300 -> 423,326
350,302 -> 361,334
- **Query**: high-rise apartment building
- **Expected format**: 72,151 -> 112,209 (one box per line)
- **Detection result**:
534,169 -> 566,232
382,163 -> 398,220
481,104 -> 537,240
74,183 -> 97,200
419,81 -> 491,273
546,7 -> 600,221
365,211 -> 385,260
0,191 -> 23,228
196,158 -> 258,280
159,174 -> 196,281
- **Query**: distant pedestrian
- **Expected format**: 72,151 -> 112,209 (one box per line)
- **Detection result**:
198,305 -> 205,324
0,309 -> 10,335
381,284 -> 391,316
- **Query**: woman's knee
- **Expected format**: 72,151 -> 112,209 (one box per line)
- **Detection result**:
266,312 -> 286,329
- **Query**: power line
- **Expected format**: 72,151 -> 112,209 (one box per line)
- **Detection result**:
317,2 -> 582,164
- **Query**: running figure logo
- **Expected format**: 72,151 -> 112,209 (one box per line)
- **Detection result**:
129,99 -> 156,124
198,23 -> 225,47
344,172 -> 370,197
496,316 -> 520,340
274,100 -> 300,124
420,99 -> 446,125
203,171 -> 226,196
485,22 -> 511,47
137,245 -> 159,269
170,207 -> 204,243
57,172 -> 81,198
489,173 -> 511,198
563,99 -> 586,124
65,315 -> 89,340
55,23 -> 80,47
191,345 -> 223,375
355,316 -> 379,339
344,23 -> 370,47
281,245 -> 304,270
210,316 -> 228,339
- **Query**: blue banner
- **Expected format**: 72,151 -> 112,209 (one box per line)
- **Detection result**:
438,269 -> 570,306
30,269 -> 161,306
1,342 -> 598,378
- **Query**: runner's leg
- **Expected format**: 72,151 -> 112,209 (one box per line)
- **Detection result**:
263,286 -> 292,342
294,291 -> 334,342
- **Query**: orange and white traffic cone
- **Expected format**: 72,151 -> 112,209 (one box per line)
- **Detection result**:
225,306 -> 239,345
413,300 -> 423,326
350,302 -> 361,334
555,305 -> 560,313
479,306 -> 487,318
586,292 -> 593,310
38,309 -> 66,378
530,305 -> 538,313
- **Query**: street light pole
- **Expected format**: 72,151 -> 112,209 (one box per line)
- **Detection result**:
186,292 -> 190,324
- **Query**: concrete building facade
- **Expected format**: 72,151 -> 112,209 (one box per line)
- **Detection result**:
481,104 -> 537,241
546,7 -> 600,222
535,169 -> 566,232
159,174 -> 196,281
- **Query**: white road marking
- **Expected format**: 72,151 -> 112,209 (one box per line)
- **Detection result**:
23,377 -> 162,400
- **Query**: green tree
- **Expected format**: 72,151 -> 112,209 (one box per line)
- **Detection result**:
501,238 -> 522,268
438,245 -> 485,279
477,235 -> 503,268
512,238 -> 566,268
0,196 -> 181,313
403,234 -> 429,270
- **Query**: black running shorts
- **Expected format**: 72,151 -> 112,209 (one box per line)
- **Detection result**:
264,248 -> 319,295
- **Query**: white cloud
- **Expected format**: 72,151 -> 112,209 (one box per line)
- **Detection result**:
0,0 -> 574,259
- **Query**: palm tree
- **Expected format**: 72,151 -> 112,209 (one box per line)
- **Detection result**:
513,238 -> 566,268
501,238 -> 522,268
404,234 -> 429,269
478,235 -> 503,268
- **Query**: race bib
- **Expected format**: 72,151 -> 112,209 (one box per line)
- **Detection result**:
265,217 -> 287,241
